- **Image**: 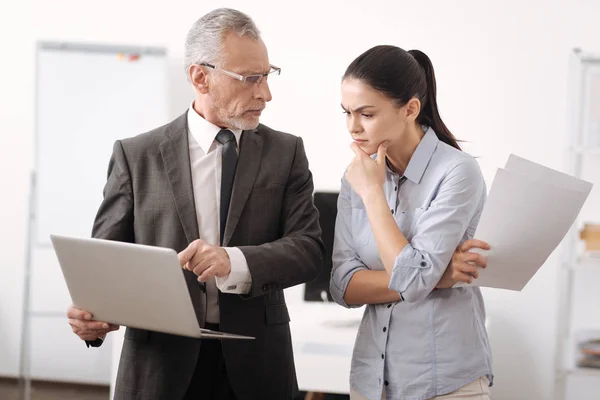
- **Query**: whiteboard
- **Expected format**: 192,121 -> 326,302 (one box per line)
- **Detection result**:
34,42 -> 170,245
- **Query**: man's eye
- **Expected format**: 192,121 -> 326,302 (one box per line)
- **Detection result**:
246,75 -> 262,84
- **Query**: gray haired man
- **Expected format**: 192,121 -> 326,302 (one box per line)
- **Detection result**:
66,8 -> 324,400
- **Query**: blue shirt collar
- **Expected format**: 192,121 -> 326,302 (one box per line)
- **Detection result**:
399,127 -> 439,184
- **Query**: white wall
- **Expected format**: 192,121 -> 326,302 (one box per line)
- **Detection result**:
1,1 -> 599,399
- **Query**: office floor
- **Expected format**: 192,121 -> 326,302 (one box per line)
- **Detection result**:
0,378 -> 109,400
0,378 -> 350,400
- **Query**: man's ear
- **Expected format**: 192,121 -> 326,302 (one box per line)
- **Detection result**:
189,64 -> 210,94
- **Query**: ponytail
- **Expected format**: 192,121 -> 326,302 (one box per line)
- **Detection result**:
407,49 -> 460,150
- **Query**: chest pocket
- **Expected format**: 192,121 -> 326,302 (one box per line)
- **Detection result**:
398,207 -> 426,239
351,208 -> 371,247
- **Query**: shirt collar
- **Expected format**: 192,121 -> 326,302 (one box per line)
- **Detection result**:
186,100 -> 243,153
400,126 -> 439,184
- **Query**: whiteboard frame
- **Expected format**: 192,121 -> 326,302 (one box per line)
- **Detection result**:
32,41 -> 167,248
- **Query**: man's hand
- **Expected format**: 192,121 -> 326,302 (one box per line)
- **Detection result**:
178,239 -> 232,282
436,239 -> 490,289
67,305 -> 119,341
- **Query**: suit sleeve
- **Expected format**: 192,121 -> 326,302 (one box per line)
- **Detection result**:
92,140 -> 135,242
238,137 -> 325,297
85,140 -> 135,348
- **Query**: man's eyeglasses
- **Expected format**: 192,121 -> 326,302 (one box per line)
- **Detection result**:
200,63 -> 281,85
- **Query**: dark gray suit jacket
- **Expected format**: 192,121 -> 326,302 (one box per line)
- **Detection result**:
91,112 -> 325,400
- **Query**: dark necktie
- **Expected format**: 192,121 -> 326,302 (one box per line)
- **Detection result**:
215,129 -> 238,245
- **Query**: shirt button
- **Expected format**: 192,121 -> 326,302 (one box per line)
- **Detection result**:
391,209 -> 394,214
394,186 -> 398,191
387,304 -> 392,308
420,261 -> 427,267
383,327 -> 387,333
385,380 -> 389,386
381,354 -> 384,359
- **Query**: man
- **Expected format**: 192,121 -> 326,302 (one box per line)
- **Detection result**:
66,8 -> 324,400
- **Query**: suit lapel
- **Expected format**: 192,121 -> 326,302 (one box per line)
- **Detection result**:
222,128 -> 263,246
159,116 -> 263,248
159,113 -> 200,244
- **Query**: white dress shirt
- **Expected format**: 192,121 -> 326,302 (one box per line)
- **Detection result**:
187,103 -> 252,324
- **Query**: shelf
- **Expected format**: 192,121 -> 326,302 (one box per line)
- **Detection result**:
563,254 -> 600,270
569,147 -> 600,156
580,254 -> 600,268
567,367 -> 600,377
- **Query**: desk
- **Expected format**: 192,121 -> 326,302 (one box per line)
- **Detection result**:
110,300 -> 488,397
288,302 -> 363,394
109,300 -> 362,397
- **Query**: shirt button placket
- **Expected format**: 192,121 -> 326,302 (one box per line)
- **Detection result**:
387,178 -> 396,215
380,309 -> 392,393
380,173 -> 398,396
394,177 -> 400,214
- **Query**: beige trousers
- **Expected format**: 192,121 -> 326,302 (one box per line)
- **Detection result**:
350,377 -> 491,400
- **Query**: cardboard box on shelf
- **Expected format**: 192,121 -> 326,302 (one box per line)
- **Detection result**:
580,223 -> 600,253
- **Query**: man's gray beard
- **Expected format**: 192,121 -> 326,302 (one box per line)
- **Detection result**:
216,110 -> 259,131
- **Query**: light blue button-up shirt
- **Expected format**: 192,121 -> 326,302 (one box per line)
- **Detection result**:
330,128 -> 493,400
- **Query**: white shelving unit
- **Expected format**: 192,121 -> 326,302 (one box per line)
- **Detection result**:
554,50 -> 600,400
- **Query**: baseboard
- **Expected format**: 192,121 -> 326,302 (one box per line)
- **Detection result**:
0,376 -> 109,390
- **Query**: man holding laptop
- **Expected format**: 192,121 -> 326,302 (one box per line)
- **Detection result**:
65,8 -> 324,400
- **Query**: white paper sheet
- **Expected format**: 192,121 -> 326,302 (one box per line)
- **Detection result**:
460,154 -> 593,291
505,154 -> 591,193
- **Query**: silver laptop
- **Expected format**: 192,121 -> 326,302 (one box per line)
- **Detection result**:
50,234 -> 254,340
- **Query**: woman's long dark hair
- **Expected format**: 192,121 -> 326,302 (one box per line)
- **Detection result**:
343,45 -> 460,150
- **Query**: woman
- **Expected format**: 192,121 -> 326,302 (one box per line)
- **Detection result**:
330,45 -> 493,400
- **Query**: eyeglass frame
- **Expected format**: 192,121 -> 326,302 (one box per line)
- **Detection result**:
199,63 -> 281,84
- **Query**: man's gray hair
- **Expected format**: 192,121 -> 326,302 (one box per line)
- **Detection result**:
184,8 -> 261,80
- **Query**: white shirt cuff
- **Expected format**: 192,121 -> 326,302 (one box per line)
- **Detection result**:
216,247 -> 252,294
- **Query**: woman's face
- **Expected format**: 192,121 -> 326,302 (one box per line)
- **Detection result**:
341,78 -> 409,155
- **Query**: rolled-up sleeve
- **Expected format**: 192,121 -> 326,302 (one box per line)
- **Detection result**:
330,177 -> 368,308
389,158 -> 486,303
